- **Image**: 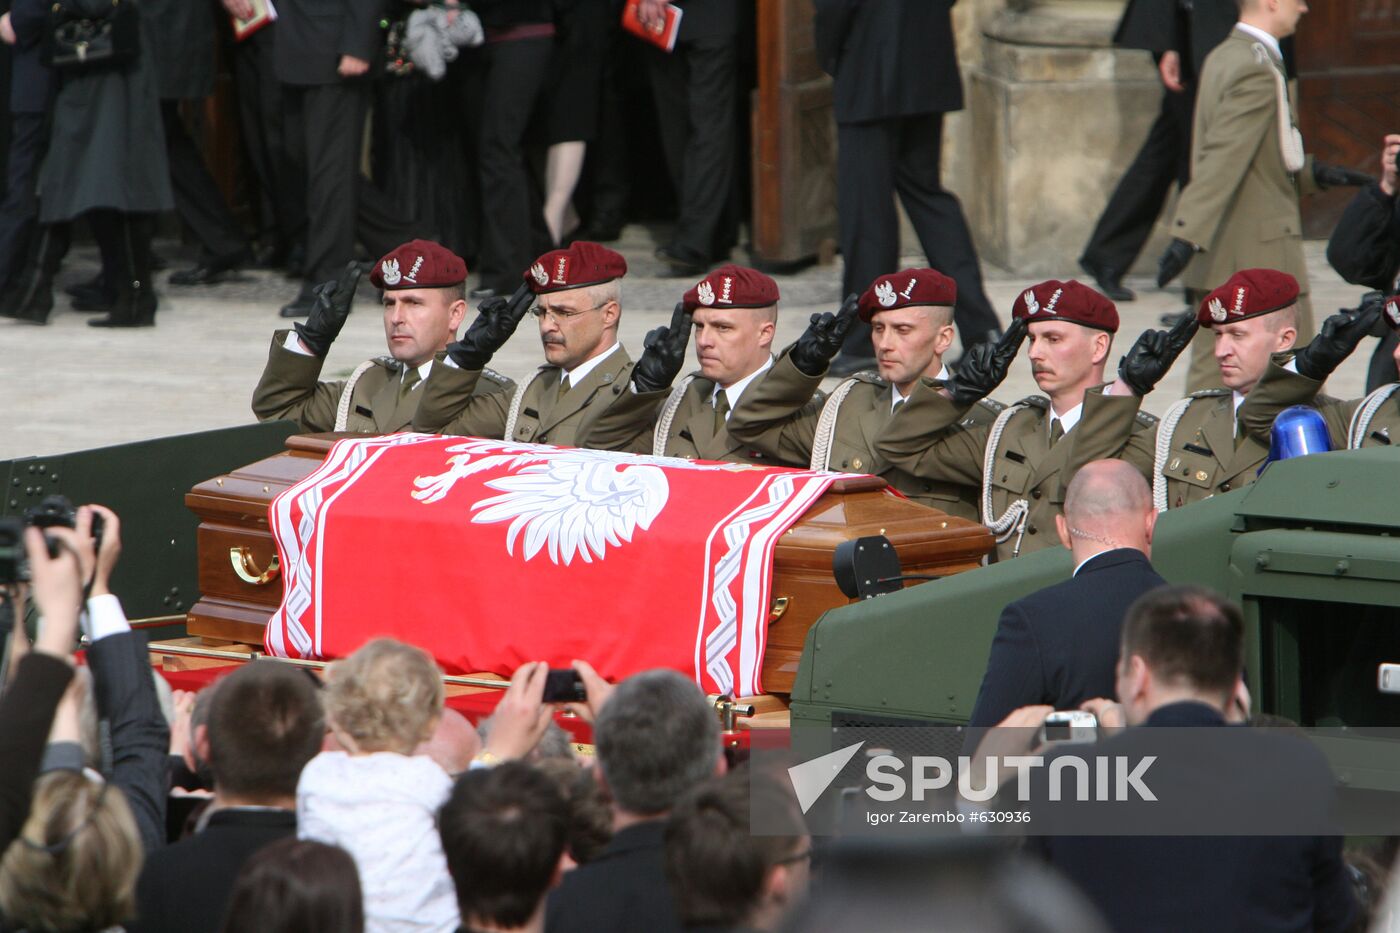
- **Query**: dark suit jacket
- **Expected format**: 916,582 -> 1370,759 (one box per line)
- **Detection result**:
0,653 -> 73,854
87,631 -> 170,854
129,808 -> 297,933
672,0 -> 737,43
544,819 -> 681,933
967,549 -> 1166,729
1032,703 -> 1357,933
9,0 -> 52,113
1112,0 -> 1291,83
813,0 -> 962,123
1327,183 -> 1400,291
274,0 -> 386,86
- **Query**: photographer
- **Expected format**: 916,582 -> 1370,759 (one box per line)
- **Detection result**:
975,586 -> 1356,933
1327,134 -> 1400,391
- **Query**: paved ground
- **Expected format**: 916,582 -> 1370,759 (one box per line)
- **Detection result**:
3,226 -> 1372,461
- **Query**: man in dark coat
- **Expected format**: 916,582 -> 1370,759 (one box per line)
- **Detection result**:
276,0 -> 416,318
813,0 -> 1001,374
130,661 -> 324,933
149,0 -> 253,286
1327,133 -> 1400,391
640,0 -> 740,279
968,459 -> 1165,729
0,0 -> 53,293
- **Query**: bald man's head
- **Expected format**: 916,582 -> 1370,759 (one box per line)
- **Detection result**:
1057,460 -> 1156,559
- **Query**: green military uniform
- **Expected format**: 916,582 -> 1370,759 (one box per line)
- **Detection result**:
411,344 -> 667,448
725,349 -> 1001,520
1346,384 -> 1400,449
251,330 -> 513,433
644,371 -> 817,464
1172,29 -> 1319,390
1132,357 -> 1346,510
877,383 -> 1156,559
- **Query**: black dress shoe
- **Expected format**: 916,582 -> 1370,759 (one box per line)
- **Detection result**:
469,285 -> 498,301
655,245 -> 707,278
279,294 -> 316,318
71,292 -> 116,312
571,215 -> 623,243
169,249 -> 251,286
65,274 -> 112,306
1078,257 -> 1135,302
88,288 -> 156,327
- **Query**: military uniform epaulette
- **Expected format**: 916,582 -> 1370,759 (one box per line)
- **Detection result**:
1015,395 -> 1050,410
480,367 -> 511,387
1188,388 -> 1231,398
848,371 -> 885,386
1135,410 -> 1159,427
979,397 -> 1007,413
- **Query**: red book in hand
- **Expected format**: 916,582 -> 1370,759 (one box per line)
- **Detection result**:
621,0 -> 682,52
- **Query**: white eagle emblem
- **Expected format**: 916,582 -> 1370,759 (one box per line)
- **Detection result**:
697,281 -> 716,306
1386,299 -> 1400,328
1023,290 -> 1040,315
381,258 -> 402,286
411,440 -> 753,566
875,281 -> 897,307
530,263 -> 549,287
1208,297 -> 1227,323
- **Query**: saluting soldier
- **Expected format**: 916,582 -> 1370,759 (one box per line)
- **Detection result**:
252,240 -> 513,433
879,280 -> 1172,560
633,264 -> 813,464
726,268 -> 1004,519
1136,268 -> 1376,510
1346,296 -> 1400,449
411,241 -> 684,448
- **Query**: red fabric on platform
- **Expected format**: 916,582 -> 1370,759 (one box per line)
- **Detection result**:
263,436 -> 840,695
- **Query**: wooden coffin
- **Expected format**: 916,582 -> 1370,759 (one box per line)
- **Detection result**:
185,435 -> 994,694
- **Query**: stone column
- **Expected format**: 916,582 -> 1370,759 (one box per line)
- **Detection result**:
950,0 -> 1168,276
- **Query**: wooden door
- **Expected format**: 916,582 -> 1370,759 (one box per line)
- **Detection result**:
752,0 -> 839,267
1296,4 -> 1400,237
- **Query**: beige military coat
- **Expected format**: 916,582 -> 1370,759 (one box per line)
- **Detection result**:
878,384 -> 1157,560
645,372 -> 816,465
251,330 -> 513,433
726,349 -> 1001,521
410,344 -> 666,449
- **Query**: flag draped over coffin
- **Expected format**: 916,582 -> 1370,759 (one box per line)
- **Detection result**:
263,434 -> 843,696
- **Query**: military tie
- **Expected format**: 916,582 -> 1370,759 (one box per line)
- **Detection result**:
398,366 -> 421,402
556,373 -> 571,404
892,398 -> 905,416
713,391 -> 730,434
1048,417 -> 1064,448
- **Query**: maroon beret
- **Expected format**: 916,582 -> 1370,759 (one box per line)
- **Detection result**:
682,264 -> 780,311
370,239 -> 467,290
1011,279 -> 1119,333
1197,269 -> 1300,327
525,241 -> 627,294
856,268 -> 957,323
1384,295 -> 1400,332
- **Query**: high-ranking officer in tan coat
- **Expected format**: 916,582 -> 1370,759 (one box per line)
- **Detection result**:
1156,0 -> 1372,391
639,265 -> 812,464
727,268 -> 1005,519
411,241 -> 681,448
252,240 -> 513,433
1133,268 -> 1376,510
879,280 -> 1170,560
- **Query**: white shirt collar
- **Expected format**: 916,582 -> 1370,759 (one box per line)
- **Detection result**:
1234,22 -> 1282,62
1232,390 -> 1247,436
563,341 -> 621,386
403,359 -> 433,387
1051,401 -> 1084,436
711,356 -> 773,415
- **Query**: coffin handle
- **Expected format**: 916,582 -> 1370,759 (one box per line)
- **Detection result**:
768,596 -> 789,624
230,547 -> 280,585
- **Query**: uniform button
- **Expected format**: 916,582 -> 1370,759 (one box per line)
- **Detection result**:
1219,482 -> 1231,492
840,460 -> 849,469
851,457 -> 864,470
539,434 -> 548,443
1031,489 -> 1042,500
1027,525 -> 1038,535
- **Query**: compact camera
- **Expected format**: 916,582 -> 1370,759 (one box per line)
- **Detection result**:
1039,710 -> 1099,746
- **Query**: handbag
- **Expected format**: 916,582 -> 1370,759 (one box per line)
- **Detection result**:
42,0 -> 141,73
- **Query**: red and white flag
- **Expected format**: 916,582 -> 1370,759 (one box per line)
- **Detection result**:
264,435 -> 842,696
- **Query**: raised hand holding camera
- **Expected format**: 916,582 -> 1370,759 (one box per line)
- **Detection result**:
632,303 -> 694,393
447,282 -> 533,370
791,293 -> 859,377
293,262 -> 362,358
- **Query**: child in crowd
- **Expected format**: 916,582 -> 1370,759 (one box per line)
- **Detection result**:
297,638 -> 458,933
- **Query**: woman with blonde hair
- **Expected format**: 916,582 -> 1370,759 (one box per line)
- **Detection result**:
0,771 -> 143,932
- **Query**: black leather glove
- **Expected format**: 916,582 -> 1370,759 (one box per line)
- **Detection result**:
1156,237 -> 1198,288
944,317 -> 1027,407
1293,298 -> 1383,381
790,293 -> 860,377
446,282 -> 533,370
292,263 -> 361,357
631,302 -> 694,393
1117,313 -> 1199,397
1313,162 -> 1373,189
